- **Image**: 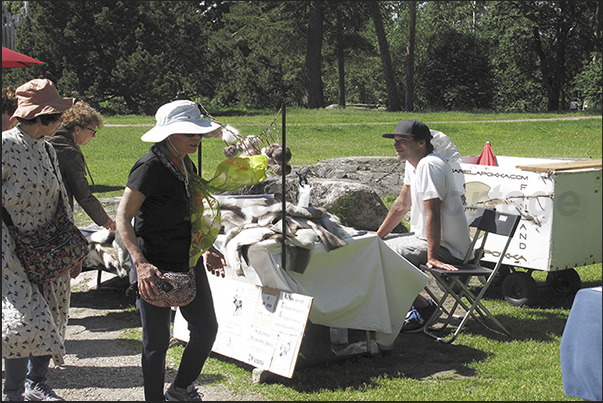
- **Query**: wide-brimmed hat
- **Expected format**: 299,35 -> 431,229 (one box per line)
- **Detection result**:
382,119 -> 432,140
12,78 -> 74,120
141,100 -> 221,142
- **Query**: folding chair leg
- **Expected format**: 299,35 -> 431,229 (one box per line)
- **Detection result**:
424,285 -> 453,319
424,275 -> 510,344
423,276 -> 467,343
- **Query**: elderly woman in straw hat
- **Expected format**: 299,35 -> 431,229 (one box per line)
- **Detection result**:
2,78 -> 75,401
117,100 -> 267,401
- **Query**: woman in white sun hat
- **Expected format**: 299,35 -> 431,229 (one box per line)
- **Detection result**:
116,99 -> 267,401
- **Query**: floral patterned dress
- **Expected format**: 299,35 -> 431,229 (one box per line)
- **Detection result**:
2,126 -> 72,364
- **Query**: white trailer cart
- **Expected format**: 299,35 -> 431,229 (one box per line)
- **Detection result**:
451,156 -> 602,306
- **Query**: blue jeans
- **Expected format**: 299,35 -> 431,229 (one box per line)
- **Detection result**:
3,355 -> 51,394
138,259 -> 218,401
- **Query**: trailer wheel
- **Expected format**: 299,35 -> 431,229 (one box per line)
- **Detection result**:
478,264 -> 511,288
546,269 -> 581,297
502,272 -> 538,307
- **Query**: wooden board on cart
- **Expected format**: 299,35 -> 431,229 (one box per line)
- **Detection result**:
516,159 -> 602,172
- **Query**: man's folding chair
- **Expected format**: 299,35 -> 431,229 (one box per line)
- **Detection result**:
421,206 -> 521,344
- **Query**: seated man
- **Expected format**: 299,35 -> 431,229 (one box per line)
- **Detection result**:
376,119 -> 471,334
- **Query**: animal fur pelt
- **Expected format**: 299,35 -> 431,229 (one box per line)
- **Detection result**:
218,197 -> 359,276
82,229 -> 132,278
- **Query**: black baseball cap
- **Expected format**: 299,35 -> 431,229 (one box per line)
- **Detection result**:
382,119 -> 432,140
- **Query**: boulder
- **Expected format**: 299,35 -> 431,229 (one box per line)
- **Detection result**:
302,156 -> 405,198
218,156 -> 408,232
304,179 -> 394,231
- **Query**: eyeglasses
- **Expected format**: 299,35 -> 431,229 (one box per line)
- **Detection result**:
85,127 -> 97,136
182,133 -> 203,138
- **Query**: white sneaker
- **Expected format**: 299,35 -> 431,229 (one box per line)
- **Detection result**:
24,382 -> 64,401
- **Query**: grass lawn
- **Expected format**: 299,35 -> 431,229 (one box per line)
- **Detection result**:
83,109 -> 601,401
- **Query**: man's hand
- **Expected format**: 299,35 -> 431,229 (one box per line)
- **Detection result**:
425,258 -> 459,271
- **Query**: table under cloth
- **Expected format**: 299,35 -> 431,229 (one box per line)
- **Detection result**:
214,232 -> 429,347
559,286 -> 602,401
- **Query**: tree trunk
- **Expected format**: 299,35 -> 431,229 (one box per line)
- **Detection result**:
405,1 -> 416,112
369,1 -> 401,111
528,1 -> 573,112
595,0 -> 601,54
336,8 -> 346,107
305,1 -> 325,109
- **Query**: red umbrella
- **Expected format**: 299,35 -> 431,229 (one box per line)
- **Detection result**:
477,141 -> 498,166
2,47 -> 45,68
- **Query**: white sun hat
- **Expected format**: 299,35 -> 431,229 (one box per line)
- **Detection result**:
141,100 -> 222,142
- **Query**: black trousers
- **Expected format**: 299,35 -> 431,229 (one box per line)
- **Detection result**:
138,259 -> 218,401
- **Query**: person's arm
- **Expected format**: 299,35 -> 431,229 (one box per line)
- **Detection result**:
116,187 -> 163,300
376,184 -> 412,239
423,197 -> 458,271
62,150 -> 114,229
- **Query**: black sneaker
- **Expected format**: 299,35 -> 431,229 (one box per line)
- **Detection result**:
3,388 -> 24,401
24,382 -> 64,401
401,306 -> 426,333
415,298 -> 437,322
164,383 -> 203,401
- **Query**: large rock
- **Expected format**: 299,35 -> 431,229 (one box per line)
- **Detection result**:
218,156 -> 408,232
302,156 -> 405,198
304,179 -> 392,231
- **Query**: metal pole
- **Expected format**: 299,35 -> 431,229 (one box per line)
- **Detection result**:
197,142 -> 202,177
281,103 -> 286,271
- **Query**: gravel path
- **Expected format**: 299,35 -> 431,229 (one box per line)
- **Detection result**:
2,271 -> 266,401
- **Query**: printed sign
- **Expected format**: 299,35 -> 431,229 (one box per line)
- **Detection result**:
173,276 -> 313,378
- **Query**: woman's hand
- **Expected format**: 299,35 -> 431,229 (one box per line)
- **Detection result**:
103,217 -> 117,231
135,261 -> 164,300
204,247 -> 226,278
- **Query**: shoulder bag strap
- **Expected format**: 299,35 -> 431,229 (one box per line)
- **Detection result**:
2,206 -> 15,228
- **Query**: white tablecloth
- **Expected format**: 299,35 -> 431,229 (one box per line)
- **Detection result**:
215,233 -> 429,346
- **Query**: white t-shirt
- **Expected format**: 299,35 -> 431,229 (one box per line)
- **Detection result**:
404,153 -> 471,260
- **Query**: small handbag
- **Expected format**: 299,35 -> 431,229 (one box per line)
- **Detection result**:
3,201 -> 89,283
127,267 -> 197,307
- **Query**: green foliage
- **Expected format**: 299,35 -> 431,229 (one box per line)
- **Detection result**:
2,1 -> 25,17
207,1 -> 306,109
4,1 -> 219,115
571,52 -> 603,110
418,29 -> 494,110
3,1 -> 599,115
484,1 -> 601,112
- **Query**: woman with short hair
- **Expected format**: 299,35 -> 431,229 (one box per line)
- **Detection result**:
47,100 -> 116,230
